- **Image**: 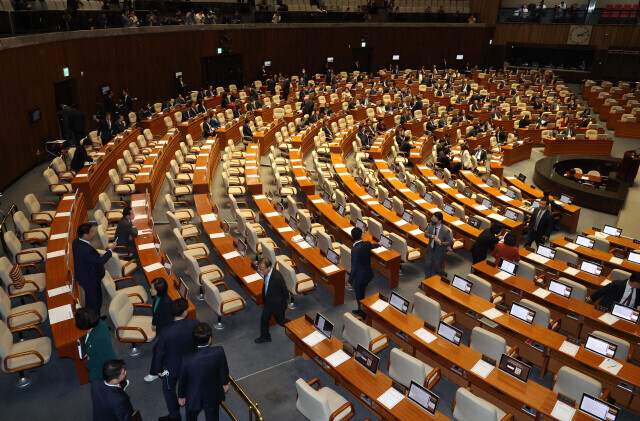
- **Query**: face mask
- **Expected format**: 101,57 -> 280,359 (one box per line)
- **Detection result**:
431,220 -> 438,226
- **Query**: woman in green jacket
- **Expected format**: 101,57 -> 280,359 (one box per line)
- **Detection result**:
75,307 -> 118,382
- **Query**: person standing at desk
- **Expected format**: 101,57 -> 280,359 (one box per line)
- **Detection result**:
145,277 -> 173,383
424,212 -> 452,279
588,272 -> 640,311
492,232 -> 520,262
524,197 -> 554,247
75,307 -> 118,383
254,258 -> 289,344
178,323 -> 230,421
202,116 -> 215,138
471,223 -> 503,264
73,224 -> 116,315
91,360 -> 135,421
347,227 -> 378,318
115,207 -> 138,254
70,138 -> 93,172
98,112 -> 114,146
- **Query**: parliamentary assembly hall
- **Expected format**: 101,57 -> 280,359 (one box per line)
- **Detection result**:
0,0 -> 639,419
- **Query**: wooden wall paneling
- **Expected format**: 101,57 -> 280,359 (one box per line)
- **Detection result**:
470,0 -> 501,24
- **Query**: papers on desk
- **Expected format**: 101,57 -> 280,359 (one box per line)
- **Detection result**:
47,250 -> 66,259
334,163 -> 346,168
527,253 -> 549,265
138,243 -> 157,250
209,232 -> 225,239
410,228 -> 423,235
143,262 -> 164,272
414,327 -> 437,344
431,208 -> 442,213
278,226 -> 293,233
62,195 -> 75,201
388,177 -> 398,182
243,273 -> 263,284
322,264 -> 340,274
505,176 -> 515,180
551,400 -> 576,421
564,267 -> 580,276
359,194 -> 373,200
195,166 -> 207,170
367,200 -> 378,206
594,231 -> 609,239
56,212 -> 71,218
436,183 -> 450,190
133,214 -> 147,220
372,247 -> 387,255
379,168 -> 391,173
302,330 -> 327,347
559,340 -> 580,357
414,199 -> 427,205
50,233 -> 69,240
451,220 -> 464,226
470,359 -> 495,379
482,308 -> 504,320
394,219 -> 408,227
564,242 -> 579,250
298,241 -> 312,249
222,251 -> 242,260
131,200 -> 146,207
292,235 -> 304,243
377,387 -> 405,410
497,195 -> 513,202
325,350 -> 350,368
598,313 -> 620,326
599,358 -> 623,375
48,304 -> 74,325
489,214 -> 506,222
609,256 -> 624,265
200,213 -> 218,222
478,183 -> 489,188
371,299 -> 389,313
254,195 -> 267,200
295,176 -> 308,181
311,199 -> 324,204
48,285 -> 71,298
494,271 -> 512,280
455,193 -> 465,199
473,204 -> 488,211
532,288 -> 552,299
342,226 -> 354,235
428,176 -> 439,181
265,212 -> 279,218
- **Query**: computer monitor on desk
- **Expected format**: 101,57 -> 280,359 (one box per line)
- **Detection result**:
314,313 -> 334,339
497,258 -> 518,276
177,278 -> 189,299
380,235 -> 392,250
548,279 -> 572,297
437,321 -> 462,346
536,245 -> 556,259
326,248 -> 339,265
585,334 -> 617,358
355,344 -> 379,375
611,303 -> 639,324
579,393 -> 619,421
603,225 -> 622,237
576,235 -> 594,249
509,302 -> 536,324
498,353 -> 531,383
355,218 -> 367,232
452,275 -> 472,294
407,381 -> 439,416
389,292 -> 409,315
580,260 -> 603,277
236,240 -> 247,258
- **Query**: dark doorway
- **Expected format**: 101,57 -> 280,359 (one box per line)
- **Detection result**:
54,79 -> 80,143
201,54 -> 244,89
351,47 -> 374,73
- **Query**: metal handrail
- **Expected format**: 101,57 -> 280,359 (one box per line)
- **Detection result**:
0,204 -> 18,254
220,375 -> 264,421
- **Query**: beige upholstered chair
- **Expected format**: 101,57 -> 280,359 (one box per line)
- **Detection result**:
468,274 -> 505,305
0,286 -> 47,331
552,366 -> 607,403
167,211 -> 200,243
519,299 -> 561,331
23,194 -> 56,226
184,254 -> 224,301
342,312 -> 389,354
43,168 -> 74,197
0,320 -> 52,387
452,387 -> 513,421
102,271 -> 148,305
280,263 -> 315,309
98,192 -> 125,223
388,233 -> 421,264
295,377 -> 354,421
13,211 -> 50,246
470,327 -> 518,362
172,228 -> 211,264
388,347 -> 440,389
412,293 -> 455,327
109,291 -> 155,356
166,172 -> 193,200
108,169 -> 135,199
0,257 -> 46,295
203,279 -> 245,330
3,231 -> 46,269
164,194 -> 194,222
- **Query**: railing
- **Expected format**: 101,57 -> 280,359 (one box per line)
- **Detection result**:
498,7 -> 639,25
221,375 -> 264,421
0,204 -> 18,254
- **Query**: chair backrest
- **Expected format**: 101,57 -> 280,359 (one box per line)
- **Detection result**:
12,211 -> 31,236
101,272 -> 118,299
96,226 -> 110,250
3,231 -> 21,260
108,291 -> 133,328
591,330 -> 630,361
166,211 -> 181,231
389,233 -> 409,262
388,348 -> 428,388
470,327 -> 507,362
342,312 -> 372,349
392,197 -> 404,216
413,210 -> 428,230
609,268 -> 631,281
517,261 -> 536,281
553,366 -> 602,403
43,168 -> 59,185
23,194 -> 41,216
453,388 -> 501,421
203,279 -> 223,314
316,231 -> 333,254
555,248 -> 579,265
295,378 -> 332,420
0,320 -> 16,363
468,274 -> 494,302
587,234 -> 610,253
339,245 -> 351,273
411,293 -> 442,327
556,277 -> 587,301
520,298 -> 550,328
172,227 -> 188,251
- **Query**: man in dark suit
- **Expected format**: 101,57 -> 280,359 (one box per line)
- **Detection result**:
562,123 -> 576,138
524,197 -> 554,247
182,102 -> 196,121
254,258 -> 289,344
471,144 -> 487,164
91,360 -> 134,421
281,77 -> 290,101
300,68 -> 308,86
104,90 -> 115,115
115,207 -> 138,253
202,116 -> 215,138
98,113 -> 115,146
588,273 -> 640,311
152,298 -> 200,421
120,89 -> 134,114
470,223 -> 503,264
424,212 -> 452,278
347,227 -> 378,318
113,115 -> 127,134
266,75 -> 277,95
321,119 -> 333,140
72,224 -> 116,314
302,97 -> 315,116
178,323 -> 229,421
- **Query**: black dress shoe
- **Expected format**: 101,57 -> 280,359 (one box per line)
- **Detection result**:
100,315 -> 107,321
254,337 -> 272,344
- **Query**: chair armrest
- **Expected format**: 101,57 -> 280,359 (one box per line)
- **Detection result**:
507,345 -> 519,358
114,276 -> 139,287
115,326 -> 148,342
39,201 -> 57,207
16,249 -> 45,261
19,237 -> 46,246
127,292 -> 145,304
329,402 -> 353,421
236,201 -> 250,208
200,268 -> 223,284
114,245 -> 131,258
440,312 -> 456,325
7,309 -> 44,328
213,280 -> 229,291
174,201 -> 191,208
425,367 -> 441,390
221,297 -> 245,315
4,349 -> 45,373
115,183 -> 135,192
369,334 -> 389,353
295,277 -> 315,294
50,183 -> 72,191
601,389 -> 610,401
10,324 -> 45,336
121,260 -> 138,276
491,292 -> 505,305
9,291 -> 39,303
500,414 -> 515,421
133,303 -> 152,310
111,200 -> 127,207
30,212 -> 53,224
8,281 -> 41,296
550,316 -> 561,332
307,377 -> 322,390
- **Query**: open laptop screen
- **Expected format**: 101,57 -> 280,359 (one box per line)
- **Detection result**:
437,321 -> 462,346
498,353 -> 531,383
355,344 -> 379,375
389,292 -> 410,315
548,279 -> 572,298
579,393 -> 619,421
407,381 -> 439,415
452,275 -> 472,294
314,313 -> 333,339
585,334 -> 617,358
611,303 -> 640,324
509,302 -> 535,324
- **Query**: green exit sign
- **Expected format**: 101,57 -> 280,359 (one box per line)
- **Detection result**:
63,67 -> 69,77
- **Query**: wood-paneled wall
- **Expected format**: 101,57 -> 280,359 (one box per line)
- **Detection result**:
470,0 -> 501,24
0,24 -> 493,190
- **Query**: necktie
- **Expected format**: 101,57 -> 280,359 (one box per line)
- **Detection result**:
622,288 -> 634,306
432,227 -> 439,249
534,209 -> 544,231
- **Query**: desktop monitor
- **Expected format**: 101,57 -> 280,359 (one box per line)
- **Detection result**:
367,185 -> 376,197
177,278 -> 189,299
337,204 -> 346,217
402,211 -> 413,224
221,221 -> 231,235
578,393 -> 619,421
437,321 -> 462,346
536,245 -> 556,259
398,172 -> 405,183
486,178 -> 494,188
505,189 -> 517,199
409,182 -> 418,193
576,235 -> 595,249
447,178 -> 456,188
463,188 -> 473,199
389,292 -> 410,315
326,248 -> 340,265
237,240 -> 247,257
288,216 -> 297,231
452,275 -> 472,294
275,202 -> 284,215
584,334 -> 617,358
424,192 -> 433,203
305,232 -> 317,248
443,204 -> 455,216
580,260 -> 603,277
355,344 -> 380,375
383,198 -> 392,210
355,218 -> 367,232
468,217 -> 481,229
497,258 -> 518,276
392,55 -> 400,61
517,173 -> 526,182
434,169 -> 444,180
380,235 -> 392,250
560,194 -> 573,204
482,198 -> 493,209
163,255 -> 172,277
498,353 -> 531,383
548,279 -> 572,298
355,176 -> 363,186
509,302 -> 536,324
407,381 -> 439,415
314,313 -> 334,339
504,209 -> 518,221
627,251 -> 640,265
322,190 -> 331,203
611,303 -> 639,324
603,225 -> 621,237
327,57 -> 334,63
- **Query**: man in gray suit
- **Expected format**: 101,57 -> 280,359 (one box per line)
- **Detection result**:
424,211 -> 452,279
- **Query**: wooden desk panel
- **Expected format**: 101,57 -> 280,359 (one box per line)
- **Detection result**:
245,143 -> 262,195
177,115 -> 204,141
254,119 -> 284,157
581,228 -> 640,252
139,106 -> 185,138
552,237 -> 640,275
215,117 -> 244,147
614,120 -> 640,139
543,137 -> 614,157
192,137 -> 221,195
134,131 -> 181,208
501,141 -> 533,166
409,135 -> 433,165
289,150 -> 315,196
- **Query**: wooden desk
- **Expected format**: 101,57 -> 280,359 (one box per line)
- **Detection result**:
177,114 -> 204,141
433,122 -> 473,140
130,193 -> 196,318
489,153 -> 504,179
203,95 -> 222,111
134,130 -> 181,208
564,171 -> 603,184
614,119 -> 640,139
543,137 -> 614,157
192,137 -> 222,195
46,192 -> 89,384
253,194 -> 346,306
552,237 -> 640,275
409,135 -> 433,165
139,106 -> 185,138
254,119 -> 285,157
244,143 -> 262,195
501,141 -> 533,166
289,149 -> 315,196
215,117 -> 244,146
254,107 -> 275,124
581,228 -> 640,253
285,317 -> 451,421
359,294 -> 593,421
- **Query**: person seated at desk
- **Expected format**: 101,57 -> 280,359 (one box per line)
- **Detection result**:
196,99 -> 207,115
71,138 -> 93,172
356,124 -> 371,148
558,115 -> 569,128
242,120 -> 254,144
562,122 -> 576,138
536,114 -> 550,128
531,97 -> 543,110
459,109 -> 470,122
394,125 -> 405,146
412,95 -> 423,112
209,113 -> 221,129
321,119 -> 333,140
565,168 -> 577,180
365,119 -> 376,138
579,117 -> 591,128
229,89 -> 238,103
398,133 -> 415,155
137,103 -> 152,122
492,231 -> 520,263
471,222 -> 503,264
305,109 -> 319,126
162,99 -> 172,111
202,116 -> 216,138
579,108 -> 591,119
400,108 -> 413,125
375,118 -> 386,135
232,105 -> 242,119
115,207 -> 138,254
182,102 -> 197,121
174,94 -> 186,106
518,114 -> 531,128
323,104 -> 334,116
460,144 -> 473,170
587,272 -> 640,311
472,144 -> 487,164
465,124 -> 480,139
469,99 -> 480,112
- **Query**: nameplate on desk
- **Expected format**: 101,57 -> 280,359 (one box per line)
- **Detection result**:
295,176 -> 308,181
56,212 -> 71,218
131,200 -> 146,207
298,241 -> 312,249
201,214 -> 218,222
62,196 -> 75,201
609,256 -> 623,265
143,262 -> 164,272
222,251 -> 241,260
400,188 -> 411,193
377,387 -> 405,410
436,183 -> 450,189
48,304 -> 74,325
195,166 -> 207,170
481,308 -> 504,320
527,253 -> 549,264
380,169 -> 391,173
497,195 -> 513,202
278,227 -> 293,233
366,201 -> 378,206
427,176 -> 438,181
322,264 -> 340,274
253,195 -> 267,200
139,229 -> 152,235
138,243 -> 156,251
142,165 -> 153,169
243,273 -> 262,284
139,172 -> 150,176
334,163 -> 346,168
311,199 -> 323,204
455,193 -> 465,199
47,285 -> 71,298
550,400 -> 576,421
50,233 -> 69,240
198,153 -> 208,157
47,250 -> 66,259
201,145 -> 212,150
342,226 -> 354,235
414,327 -> 437,344
133,214 -> 148,221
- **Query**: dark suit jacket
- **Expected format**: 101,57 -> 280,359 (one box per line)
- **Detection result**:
152,294 -> 173,333
104,96 -> 115,115
321,126 -> 333,139
528,208 -> 554,238
348,241 -> 377,288
178,346 -> 229,411
71,146 -> 90,172
84,320 -> 118,382
151,318 -> 200,376
72,239 -> 112,298
302,100 -> 314,116
203,122 -> 215,138
590,279 -> 640,311
472,149 -> 487,162
115,218 -> 138,250
266,79 -> 277,95
470,229 -> 500,263
262,269 -> 288,314
98,119 -> 114,144
91,379 -> 134,421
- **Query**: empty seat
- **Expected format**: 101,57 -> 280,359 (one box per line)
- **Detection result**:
0,286 -> 47,331
3,231 -> 46,269
0,320 -> 52,387
468,274 -> 505,305
23,194 -> 56,226
470,326 -> 518,362
519,299 -> 560,331
452,387 -> 512,421
295,377 -> 354,421
203,279 -> 245,330
388,347 -> 440,389
412,292 -> 455,327
109,291 -> 156,356
342,312 -> 389,354
101,271 -> 148,305
552,366 -> 605,403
